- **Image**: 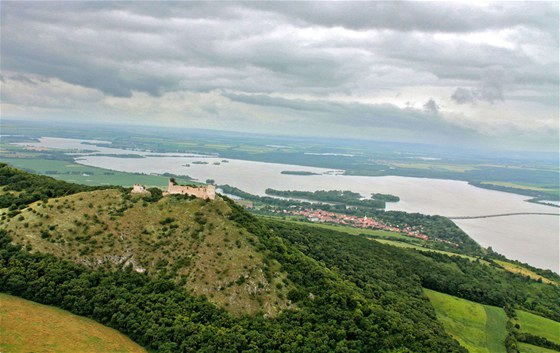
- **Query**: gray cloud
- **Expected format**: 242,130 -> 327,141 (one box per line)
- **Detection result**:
423,98 -> 440,114
1,1 -> 558,150
451,88 -> 475,105
2,1 -> 557,98
452,68 -> 507,105
223,93 -> 461,135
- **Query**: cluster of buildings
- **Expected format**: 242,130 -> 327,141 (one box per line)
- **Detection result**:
272,208 -> 430,241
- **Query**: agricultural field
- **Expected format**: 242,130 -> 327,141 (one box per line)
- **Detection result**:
0,157 -> 194,187
0,293 -> 146,353
516,310 -> 560,345
424,288 -> 508,353
390,161 -> 476,173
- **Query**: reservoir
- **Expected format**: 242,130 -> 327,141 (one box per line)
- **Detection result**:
15,138 -> 560,272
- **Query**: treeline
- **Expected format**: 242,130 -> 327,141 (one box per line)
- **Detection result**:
370,210 -> 483,256
264,188 -> 400,208
469,181 -> 559,201
0,163 -> 113,213
264,219 -> 560,322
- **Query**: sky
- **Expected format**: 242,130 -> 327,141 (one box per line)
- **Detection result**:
1,1 -> 559,152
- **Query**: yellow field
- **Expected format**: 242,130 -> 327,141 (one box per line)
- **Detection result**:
391,162 -> 475,172
0,293 -> 147,353
495,260 -> 557,285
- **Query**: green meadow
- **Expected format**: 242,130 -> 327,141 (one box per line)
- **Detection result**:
519,343 -> 560,353
516,310 -> 560,345
424,288 -> 508,353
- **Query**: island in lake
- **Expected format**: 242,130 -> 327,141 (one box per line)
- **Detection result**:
281,170 -> 320,176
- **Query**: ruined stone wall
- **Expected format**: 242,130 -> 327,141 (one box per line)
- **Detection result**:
131,184 -> 149,194
166,180 -> 216,200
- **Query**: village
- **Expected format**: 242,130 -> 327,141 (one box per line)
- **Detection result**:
269,207 -> 430,241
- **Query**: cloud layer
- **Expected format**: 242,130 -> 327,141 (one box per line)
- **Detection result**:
1,1 -> 558,150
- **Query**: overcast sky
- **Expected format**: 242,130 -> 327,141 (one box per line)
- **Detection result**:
1,1 -> 558,151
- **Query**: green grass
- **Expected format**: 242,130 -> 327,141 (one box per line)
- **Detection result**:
0,157 -> 194,187
519,343 -> 560,353
424,288 -> 508,353
516,310 -> 560,345
0,293 -> 147,353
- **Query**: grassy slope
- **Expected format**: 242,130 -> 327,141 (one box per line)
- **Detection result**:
1,157 -> 194,187
519,343 -> 560,353
0,293 -> 146,353
516,310 -> 560,345
0,189 -> 292,317
425,288 -> 508,353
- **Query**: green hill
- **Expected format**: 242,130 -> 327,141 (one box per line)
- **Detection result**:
1,187 -> 292,317
0,293 -> 146,353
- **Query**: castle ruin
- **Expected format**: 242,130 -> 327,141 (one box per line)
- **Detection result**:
164,179 -> 216,200
131,184 -> 149,194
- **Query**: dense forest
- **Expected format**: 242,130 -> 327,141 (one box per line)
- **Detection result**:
263,219 -> 560,322
0,163 -> 111,213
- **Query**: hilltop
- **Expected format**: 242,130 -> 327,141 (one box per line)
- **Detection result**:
1,186 -> 292,317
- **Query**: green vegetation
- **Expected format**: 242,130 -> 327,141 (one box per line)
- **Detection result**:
0,157 -> 193,187
0,221 -> 465,352
0,293 -> 147,353
265,219 -> 560,322
265,188 -> 399,208
1,189 -> 291,317
0,163 -> 110,213
424,289 -> 508,353
280,170 -> 320,175
515,310 -> 560,345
